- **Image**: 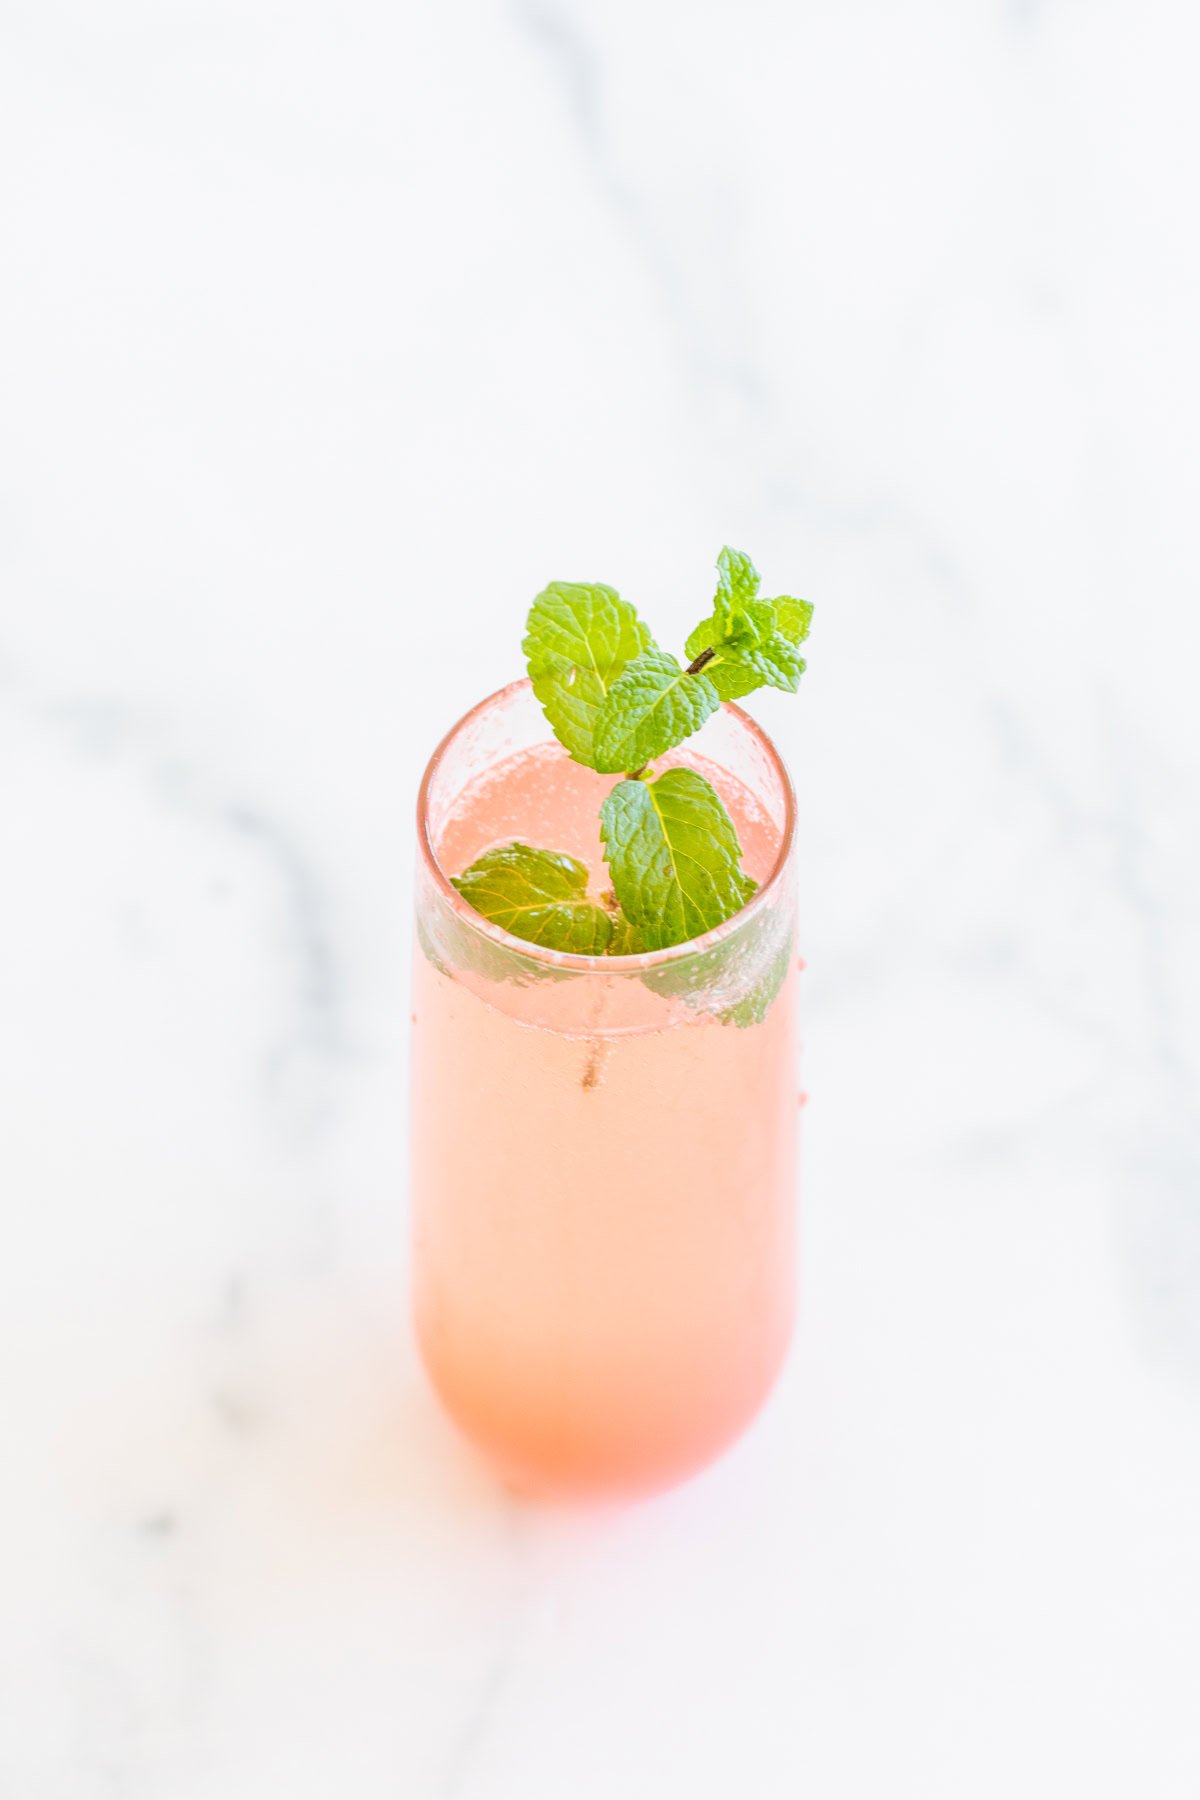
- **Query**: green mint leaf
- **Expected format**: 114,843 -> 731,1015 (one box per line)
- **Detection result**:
523,582 -> 652,768
714,545 -> 761,628
636,898 -> 793,1024
686,569 -> 771,666
683,611 -> 767,700
703,663 -> 765,701
606,913 -> 648,956
718,932 -> 792,1026
592,648 -> 719,774
734,631 -> 806,694
773,595 -> 814,646
451,843 -> 613,954
684,596 -> 773,663
599,768 -> 756,950
685,615 -> 804,697
684,544 -> 774,698
419,890 -> 579,988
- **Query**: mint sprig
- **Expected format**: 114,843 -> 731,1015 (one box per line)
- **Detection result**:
683,547 -> 811,701
443,547 -> 811,1013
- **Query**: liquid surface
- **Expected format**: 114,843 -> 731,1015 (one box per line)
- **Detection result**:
412,742 -> 799,1497
435,741 -> 783,910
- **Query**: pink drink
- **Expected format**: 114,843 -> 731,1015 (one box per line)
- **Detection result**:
412,681 -> 800,1498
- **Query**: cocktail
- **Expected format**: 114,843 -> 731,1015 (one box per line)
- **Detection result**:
411,551 -> 811,1498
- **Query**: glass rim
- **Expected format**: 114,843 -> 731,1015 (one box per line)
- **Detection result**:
416,676 -> 798,975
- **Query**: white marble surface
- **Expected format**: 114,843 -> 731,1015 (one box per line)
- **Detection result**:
3,1 -> 1200,1794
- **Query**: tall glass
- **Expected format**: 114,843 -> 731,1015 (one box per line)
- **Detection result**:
411,680 -> 800,1499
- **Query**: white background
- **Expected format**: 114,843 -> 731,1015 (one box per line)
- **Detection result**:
3,2 -> 1200,1795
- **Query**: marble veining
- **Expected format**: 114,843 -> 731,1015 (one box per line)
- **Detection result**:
2,1 -> 1199,1795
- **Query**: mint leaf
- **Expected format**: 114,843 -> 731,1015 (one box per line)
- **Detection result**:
420,890 -> 578,988
737,632 -> 806,693
599,768 -> 756,950
774,595 -> 814,646
523,582 -> 651,768
684,597 -> 772,661
636,896 -> 793,1024
685,614 -> 805,697
682,610 -> 765,700
607,913 -> 648,956
714,545 -> 761,626
699,663 -> 764,702
718,931 -> 792,1027
451,843 -> 613,953
592,648 -> 719,774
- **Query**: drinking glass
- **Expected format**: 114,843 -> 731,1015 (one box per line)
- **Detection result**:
412,679 -> 800,1498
